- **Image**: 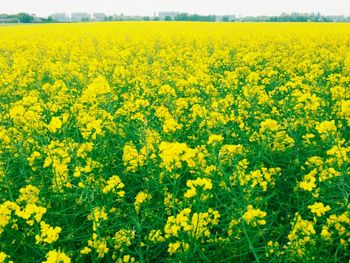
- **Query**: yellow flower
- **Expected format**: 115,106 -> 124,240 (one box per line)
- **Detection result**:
35,221 -> 62,244
80,75 -> 111,104
320,226 -> 332,240
102,175 -> 125,197
319,168 -> 340,182
119,255 -> 135,263
167,242 -> 181,255
47,116 -> 63,133
259,119 -> 279,133
158,141 -> 188,171
0,201 -> 19,233
243,205 -> 267,226
316,120 -> 337,134
340,99 -> 350,116
155,106 -> 182,133
16,185 -> 40,204
184,177 -> 212,199
148,229 -> 165,242
114,229 -> 135,249
0,252 -> 10,263
87,234 -> 109,258
27,151 -> 41,169
158,84 -> 176,96
134,191 -> 152,212
158,141 -> 201,171
88,207 -> 108,231
207,134 -> 224,145
80,247 -> 91,254
167,242 -> 189,255
43,250 -> 70,263
219,144 -> 244,159
288,213 -> 316,242
299,169 -> 317,191
14,203 -> 46,223
122,142 -> 145,172
308,202 -> 331,217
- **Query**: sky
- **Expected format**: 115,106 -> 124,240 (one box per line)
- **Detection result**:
1,0 -> 350,17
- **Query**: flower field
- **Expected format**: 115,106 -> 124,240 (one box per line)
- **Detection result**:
0,22 -> 349,262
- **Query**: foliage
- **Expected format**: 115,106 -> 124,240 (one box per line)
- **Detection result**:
0,22 -> 349,262
174,13 -> 216,22
16,13 -> 34,23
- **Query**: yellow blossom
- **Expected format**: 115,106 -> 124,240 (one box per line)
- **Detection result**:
43,250 -> 70,263
134,191 -> 152,212
47,116 -> 63,133
308,202 -> 331,217
243,205 -> 267,226
35,221 -> 62,244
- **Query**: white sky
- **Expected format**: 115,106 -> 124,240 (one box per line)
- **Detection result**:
0,0 -> 350,17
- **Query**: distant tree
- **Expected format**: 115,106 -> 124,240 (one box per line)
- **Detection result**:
175,13 -> 189,21
16,13 -> 34,23
174,13 -> 216,22
1,11 -> 348,24
164,16 -> 173,21
208,15 -> 216,22
222,16 -> 230,22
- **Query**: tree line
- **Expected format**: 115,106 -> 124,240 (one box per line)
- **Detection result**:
0,13 -> 53,23
1,12 -> 350,23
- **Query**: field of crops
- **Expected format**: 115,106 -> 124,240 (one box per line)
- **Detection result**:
0,22 -> 349,262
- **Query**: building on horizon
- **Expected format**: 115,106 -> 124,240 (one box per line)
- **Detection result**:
93,13 -> 107,21
49,13 -> 69,22
71,12 -> 91,22
0,17 -> 19,23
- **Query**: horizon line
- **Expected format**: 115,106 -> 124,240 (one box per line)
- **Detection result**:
2,11 -> 350,18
